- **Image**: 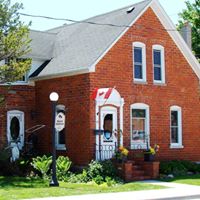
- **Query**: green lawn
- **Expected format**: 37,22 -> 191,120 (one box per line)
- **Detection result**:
0,176 -> 165,200
161,174 -> 200,186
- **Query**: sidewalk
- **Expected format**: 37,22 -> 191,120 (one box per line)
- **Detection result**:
29,180 -> 200,200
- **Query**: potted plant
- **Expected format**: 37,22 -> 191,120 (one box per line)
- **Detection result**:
144,144 -> 159,161
114,146 -> 129,163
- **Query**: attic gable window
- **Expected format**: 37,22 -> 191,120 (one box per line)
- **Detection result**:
133,42 -> 146,83
153,45 -> 165,84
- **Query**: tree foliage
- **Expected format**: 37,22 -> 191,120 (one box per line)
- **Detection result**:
178,0 -> 200,60
0,0 -> 31,83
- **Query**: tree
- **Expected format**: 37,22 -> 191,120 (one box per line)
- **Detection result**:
0,0 -> 31,84
178,0 -> 200,60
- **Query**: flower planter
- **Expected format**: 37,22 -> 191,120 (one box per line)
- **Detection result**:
144,153 -> 155,162
142,161 -> 160,179
113,161 -> 133,181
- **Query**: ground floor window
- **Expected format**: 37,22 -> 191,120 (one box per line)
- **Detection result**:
7,110 -> 24,150
56,129 -> 66,150
130,103 -> 149,149
170,106 -> 183,148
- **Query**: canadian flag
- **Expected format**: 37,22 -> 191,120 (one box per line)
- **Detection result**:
91,88 -> 113,100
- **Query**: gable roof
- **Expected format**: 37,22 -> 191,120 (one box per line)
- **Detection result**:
28,30 -> 56,60
30,0 -> 152,79
30,0 -> 200,80
150,0 -> 200,79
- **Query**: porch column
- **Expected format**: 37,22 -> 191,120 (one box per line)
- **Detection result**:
120,98 -> 124,146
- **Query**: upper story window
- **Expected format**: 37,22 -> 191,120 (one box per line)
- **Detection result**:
133,42 -> 146,83
153,45 -> 165,84
170,106 -> 183,148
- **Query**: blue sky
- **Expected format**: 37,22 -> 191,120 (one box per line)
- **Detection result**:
11,0 -> 194,31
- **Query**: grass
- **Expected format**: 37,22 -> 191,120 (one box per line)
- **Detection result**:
161,174 -> 200,186
0,176 -> 165,200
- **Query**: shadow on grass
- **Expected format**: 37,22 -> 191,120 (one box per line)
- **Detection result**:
0,176 -> 48,188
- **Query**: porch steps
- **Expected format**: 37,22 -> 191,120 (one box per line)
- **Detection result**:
117,160 -> 159,182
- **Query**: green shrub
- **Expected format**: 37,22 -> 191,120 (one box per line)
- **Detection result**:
160,160 -> 200,176
93,175 -> 104,185
65,160 -> 119,185
86,160 -> 118,185
0,160 -> 20,176
181,160 -> 200,173
0,148 -> 11,161
105,176 -> 117,186
16,157 -> 31,175
31,155 -> 52,179
101,160 -> 117,178
67,170 -> 89,183
66,173 -> 79,183
0,157 -> 31,176
56,156 -> 72,181
87,160 -> 103,180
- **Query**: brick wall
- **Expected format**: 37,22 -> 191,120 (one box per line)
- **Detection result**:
4,7 -> 198,165
89,8 -> 200,161
0,85 -> 36,149
35,74 -> 92,165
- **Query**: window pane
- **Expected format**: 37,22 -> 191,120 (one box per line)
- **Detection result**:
10,117 -> 20,140
154,67 -> 161,81
132,109 -> 146,118
171,127 -> 178,143
59,129 -> 65,145
132,118 -> 145,141
134,65 -> 142,79
154,50 -> 161,65
103,114 -> 113,140
134,47 -> 142,63
171,111 -> 178,126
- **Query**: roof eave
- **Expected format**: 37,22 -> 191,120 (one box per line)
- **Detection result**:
29,68 -> 90,82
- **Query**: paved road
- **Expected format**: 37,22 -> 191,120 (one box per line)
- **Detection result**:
28,180 -> 200,200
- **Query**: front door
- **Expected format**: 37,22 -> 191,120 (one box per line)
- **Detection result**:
96,107 -> 117,160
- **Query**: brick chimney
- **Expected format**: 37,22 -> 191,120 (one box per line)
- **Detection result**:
180,22 -> 192,49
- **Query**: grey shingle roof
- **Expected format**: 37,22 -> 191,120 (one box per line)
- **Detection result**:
30,0 -> 152,78
28,30 -> 56,60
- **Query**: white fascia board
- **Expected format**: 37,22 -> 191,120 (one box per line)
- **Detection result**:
29,68 -> 90,82
89,0 -> 153,73
151,0 -> 200,79
0,81 -> 35,86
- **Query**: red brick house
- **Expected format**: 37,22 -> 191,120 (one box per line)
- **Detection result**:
1,0 -> 200,165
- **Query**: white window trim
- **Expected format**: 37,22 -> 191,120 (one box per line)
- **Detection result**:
0,59 -> 29,85
170,105 -> 183,149
153,44 -> 165,84
133,42 -> 147,83
56,129 -> 66,150
130,103 -> 150,149
7,110 -> 25,150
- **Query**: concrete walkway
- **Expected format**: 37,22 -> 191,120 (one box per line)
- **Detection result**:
29,180 -> 200,200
